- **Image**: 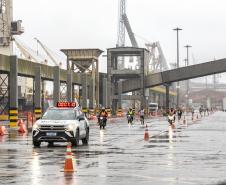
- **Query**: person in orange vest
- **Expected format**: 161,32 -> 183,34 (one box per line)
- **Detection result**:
98,107 -> 108,125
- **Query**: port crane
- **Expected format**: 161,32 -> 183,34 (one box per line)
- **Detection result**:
34,38 -> 62,67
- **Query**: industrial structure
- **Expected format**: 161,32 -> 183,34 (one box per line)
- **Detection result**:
1,53 -> 226,127
0,0 -> 23,55
61,49 -> 103,111
106,47 -> 149,114
1,0 -> 226,128
113,0 -> 175,113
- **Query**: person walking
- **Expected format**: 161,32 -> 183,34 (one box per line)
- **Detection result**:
138,107 -> 145,125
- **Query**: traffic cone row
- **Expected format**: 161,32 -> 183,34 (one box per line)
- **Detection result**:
64,142 -> 74,173
18,119 -> 26,133
0,125 -> 7,136
144,124 -> 149,141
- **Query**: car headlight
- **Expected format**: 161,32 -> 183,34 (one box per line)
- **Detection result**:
67,124 -> 74,131
33,123 -> 39,130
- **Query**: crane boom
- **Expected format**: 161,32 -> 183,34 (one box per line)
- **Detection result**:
34,38 -> 61,66
14,39 -> 40,63
117,0 -> 126,47
156,42 -> 170,70
122,14 -> 138,47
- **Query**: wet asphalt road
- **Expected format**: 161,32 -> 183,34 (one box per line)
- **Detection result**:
0,112 -> 226,185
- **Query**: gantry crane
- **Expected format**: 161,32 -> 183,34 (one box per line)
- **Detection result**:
146,42 -> 170,72
117,0 -> 170,72
117,0 -> 126,47
122,14 -> 138,48
34,38 -> 62,67
0,0 -> 23,55
13,38 -> 41,63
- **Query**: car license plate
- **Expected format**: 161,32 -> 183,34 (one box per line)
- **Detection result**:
46,132 -> 57,136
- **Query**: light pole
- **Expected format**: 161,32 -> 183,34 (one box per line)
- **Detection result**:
184,44 -> 192,110
173,27 -> 182,108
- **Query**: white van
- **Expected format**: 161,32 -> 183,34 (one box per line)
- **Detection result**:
148,103 -> 158,115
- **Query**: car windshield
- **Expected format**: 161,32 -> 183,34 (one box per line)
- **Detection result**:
149,104 -> 157,107
42,109 -> 76,120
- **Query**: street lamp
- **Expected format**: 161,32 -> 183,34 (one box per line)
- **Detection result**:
173,27 -> 182,108
184,45 -> 192,66
184,44 -> 192,110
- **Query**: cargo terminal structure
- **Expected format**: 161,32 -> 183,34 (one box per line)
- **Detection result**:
103,47 -> 176,115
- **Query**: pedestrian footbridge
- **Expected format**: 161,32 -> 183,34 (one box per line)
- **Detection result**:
121,58 -> 226,93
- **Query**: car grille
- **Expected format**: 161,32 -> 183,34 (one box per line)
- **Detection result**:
39,125 -> 65,131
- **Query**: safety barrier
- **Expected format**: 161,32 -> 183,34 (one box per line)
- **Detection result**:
82,108 -> 88,113
116,108 -> 123,117
9,108 -> 18,128
34,108 -> 42,120
88,108 -> 96,120
0,115 -> 8,121
106,108 -> 111,118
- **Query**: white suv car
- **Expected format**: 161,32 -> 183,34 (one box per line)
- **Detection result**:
32,105 -> 89,147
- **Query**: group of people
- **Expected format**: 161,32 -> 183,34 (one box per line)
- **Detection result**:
126,107 -> 145,124
97,105 -> 211,129
97,107 -> 146,128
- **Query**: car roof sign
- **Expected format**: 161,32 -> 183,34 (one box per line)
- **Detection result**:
57,102 -> 76,108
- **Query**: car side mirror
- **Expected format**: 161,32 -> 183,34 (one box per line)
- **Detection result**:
77,115 -> 85,121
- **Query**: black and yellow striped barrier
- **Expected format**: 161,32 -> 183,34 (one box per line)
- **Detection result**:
106,108 -> 111,114
35,108 -> 42,120
9,108 -> 18,128
0,115 -> 8,121
95,108 -> 100,114
89,108 -> 94,114
117,108 -> 123,117
82,108 -> 88,113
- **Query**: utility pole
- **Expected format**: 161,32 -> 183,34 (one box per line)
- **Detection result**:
184,44 -> 192,110
173,27 -> 182,108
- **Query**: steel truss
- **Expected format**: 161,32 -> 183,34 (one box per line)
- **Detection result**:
60,82 -> 67,102
0,73 -> 9,114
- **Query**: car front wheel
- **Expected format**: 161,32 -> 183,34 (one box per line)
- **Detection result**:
82,128 -> 89,145
72,129 -> 79,146
33,140 -> 41,147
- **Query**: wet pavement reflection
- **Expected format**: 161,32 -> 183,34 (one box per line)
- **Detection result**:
1,112 -> 226,185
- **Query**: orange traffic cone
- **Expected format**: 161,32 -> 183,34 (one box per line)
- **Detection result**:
144,124 -> 149,141
18,120 -> 26,133
0,126 -> 6,136
64,142 -> 74,173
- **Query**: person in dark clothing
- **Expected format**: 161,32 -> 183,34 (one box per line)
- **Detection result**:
127,108 -> 134,124
177,108 -> 183,121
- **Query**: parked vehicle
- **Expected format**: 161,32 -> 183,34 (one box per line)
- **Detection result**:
148,103 -> 158,115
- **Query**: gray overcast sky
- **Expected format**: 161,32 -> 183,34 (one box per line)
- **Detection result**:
13,0 -> 226,75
